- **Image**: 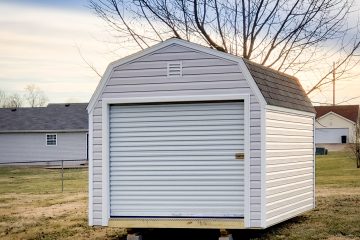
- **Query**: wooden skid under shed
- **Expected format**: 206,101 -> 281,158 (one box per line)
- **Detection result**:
108,218 -> 245,229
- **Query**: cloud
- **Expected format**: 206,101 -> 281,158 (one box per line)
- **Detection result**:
0,2 -> 123,103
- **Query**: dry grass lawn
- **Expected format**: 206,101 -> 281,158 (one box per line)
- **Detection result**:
0,151 -> 359,239
0,167 -> 125,240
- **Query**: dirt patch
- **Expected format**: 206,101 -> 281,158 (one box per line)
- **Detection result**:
327,237 -> 360,240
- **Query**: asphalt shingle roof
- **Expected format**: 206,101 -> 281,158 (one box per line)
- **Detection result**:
314,105 -> 359,123
243,59 -> 315,113
0,103 -> 88,132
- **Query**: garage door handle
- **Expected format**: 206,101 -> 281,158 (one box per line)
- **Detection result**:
235,153 -> 244,160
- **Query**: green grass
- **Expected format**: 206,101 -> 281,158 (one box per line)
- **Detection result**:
0,167 -> 87,194
316,151 -> 360,188
0,151 -> 359,240
250,151 -> 360,240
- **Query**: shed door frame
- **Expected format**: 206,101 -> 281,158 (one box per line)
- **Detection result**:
101,94 -> 251,226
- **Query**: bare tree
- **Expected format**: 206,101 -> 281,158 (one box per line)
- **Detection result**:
0,90 -> 6,107
88,0 -> 360,95
4,93 -> 23,108
348,118 -> 360,168
24,84 -> 48,107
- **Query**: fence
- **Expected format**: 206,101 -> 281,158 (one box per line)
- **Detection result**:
0,159 -> 87,192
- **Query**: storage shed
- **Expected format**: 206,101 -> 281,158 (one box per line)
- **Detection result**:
87,38 -> 316,230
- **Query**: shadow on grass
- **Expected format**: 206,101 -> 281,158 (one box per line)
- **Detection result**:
112,216 -> 308,240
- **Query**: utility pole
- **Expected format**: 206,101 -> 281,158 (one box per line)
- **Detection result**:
333,62 -> 336,106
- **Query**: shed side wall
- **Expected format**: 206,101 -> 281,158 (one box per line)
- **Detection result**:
90,43 -> 263,227
265,107 -> 315,227
0,132 -> 87,164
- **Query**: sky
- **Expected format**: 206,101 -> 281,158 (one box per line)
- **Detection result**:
0,0 -> 125,104
0,0 -> 359,106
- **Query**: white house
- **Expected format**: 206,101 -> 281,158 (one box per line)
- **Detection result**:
315,105 -> 360,144
0,103 -> 88,165
87,38 -> 316,230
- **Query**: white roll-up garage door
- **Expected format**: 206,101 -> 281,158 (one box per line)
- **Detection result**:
315,128 -> 349,144
109,101 -> 245,218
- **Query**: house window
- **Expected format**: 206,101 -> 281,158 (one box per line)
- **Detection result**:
46,134 -> 57,146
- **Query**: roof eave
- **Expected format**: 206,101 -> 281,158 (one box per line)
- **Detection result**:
0,129 -> 88,133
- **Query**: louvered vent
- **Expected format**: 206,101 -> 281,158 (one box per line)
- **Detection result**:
167,62 -> 182,77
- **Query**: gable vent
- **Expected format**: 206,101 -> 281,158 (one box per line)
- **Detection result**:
167,62 -> 182,77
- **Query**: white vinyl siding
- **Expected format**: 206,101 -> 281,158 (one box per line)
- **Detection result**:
265,107 -> 315,227
90,43 -> 262,227
0,132 -> 87,164
109,102 -> 244,217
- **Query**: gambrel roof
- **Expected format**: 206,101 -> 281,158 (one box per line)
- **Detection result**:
244,60 -> 314,113
0,103 -> 88,132
88,38 -> 315,113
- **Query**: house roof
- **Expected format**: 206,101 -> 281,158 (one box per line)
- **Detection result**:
0,103 -> 88,133
314,105 -> 360,123
87,38 -> 315,113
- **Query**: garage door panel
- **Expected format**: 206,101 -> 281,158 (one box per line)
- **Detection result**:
110,139 -> 243,147
110,150 -> 241,157
315,128 -> 348,144
110,165 -> 243,171
110,112 -> 244,121
109,156 -> 240,162
110,135 -> 244,142
110,185 -> 244,191
111,190 -> 243,196
110,175 -> 243,181
110,210 -> 243,218
109,101 -> 244,218
110,159 -> 243,165
110,130 -> 244,137
111,102 -> 243,113
111,170 -> 243,176
109,120 -> 244,128
110,125 -> 243,133
110,180 -> 245,186
110,145 -> 243,152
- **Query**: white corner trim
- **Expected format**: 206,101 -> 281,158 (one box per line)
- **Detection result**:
260,105 -> 267,228
88,111 -> 94,226
313,115 -> 316,209
101,102 -> 110,226
87,63 -> 113,113
238,59 -> 267,108
266,104 -> 316,117
317,111 -> 356,125
243,94 -> 251,228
